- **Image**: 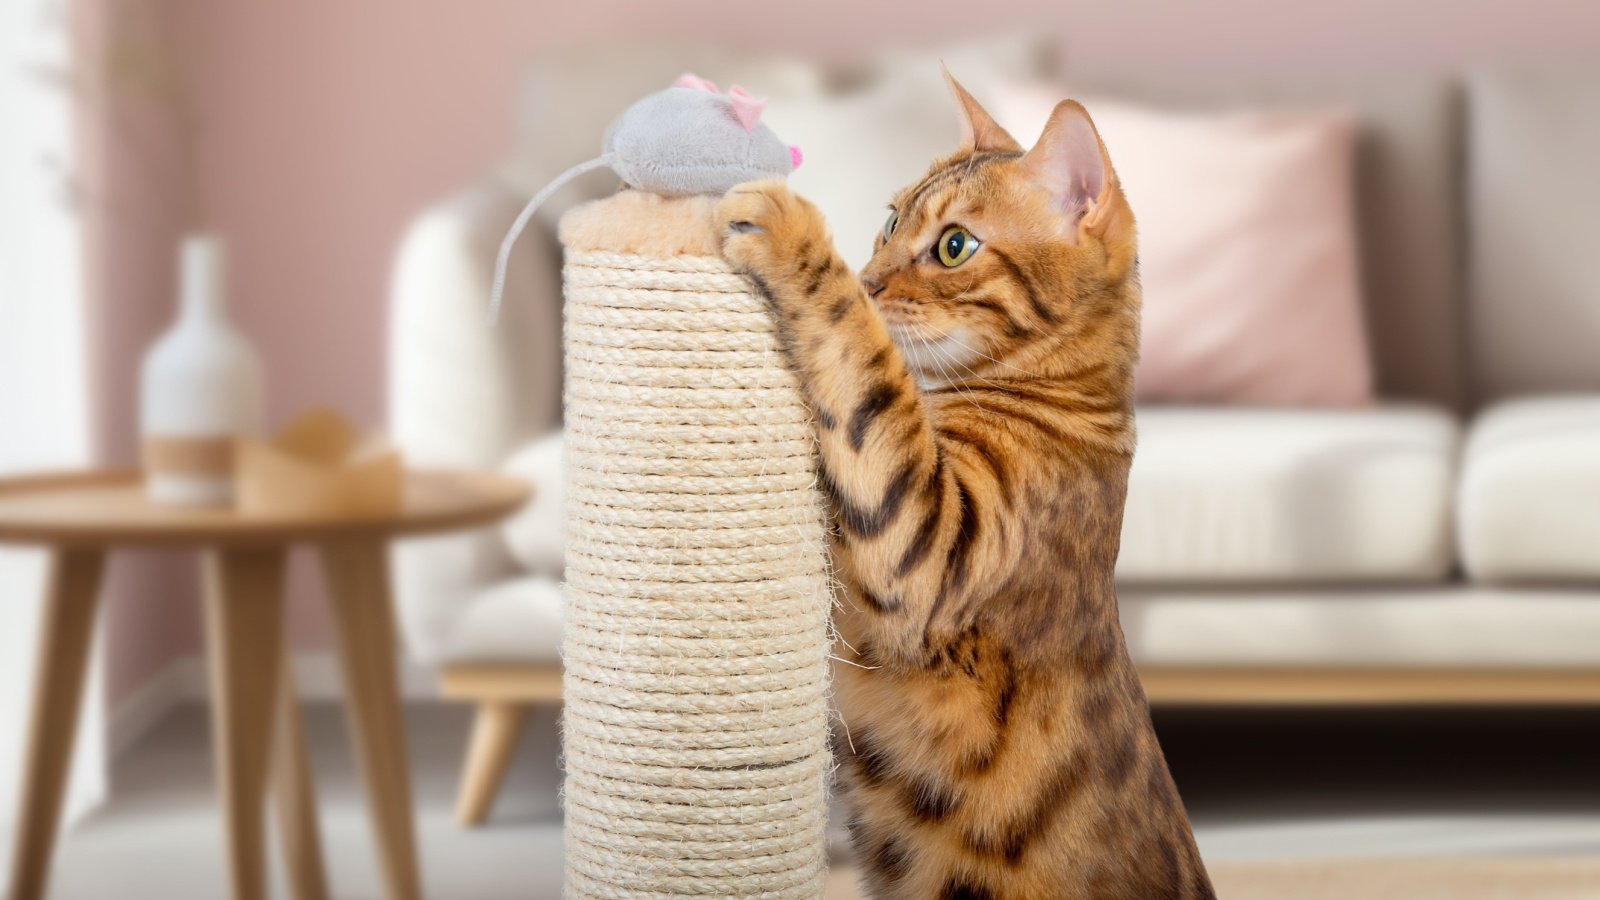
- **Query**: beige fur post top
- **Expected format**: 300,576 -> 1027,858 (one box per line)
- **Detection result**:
558,190 -> 723,258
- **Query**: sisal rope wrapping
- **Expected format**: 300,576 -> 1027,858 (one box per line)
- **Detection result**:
561,249 -> 832,899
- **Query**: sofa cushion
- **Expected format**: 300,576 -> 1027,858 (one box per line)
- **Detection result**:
1459,397 -> 1600,582
1469,68 -> 1600,400
1121,587 -> 1600,667
1118,405 -> 1458,583
436,576 -> 564,665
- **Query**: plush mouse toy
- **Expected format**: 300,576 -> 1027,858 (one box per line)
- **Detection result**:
489,73 -> 802,321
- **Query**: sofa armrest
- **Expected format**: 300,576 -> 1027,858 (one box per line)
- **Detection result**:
388,176 -> 563,663
389,176 -> 562,467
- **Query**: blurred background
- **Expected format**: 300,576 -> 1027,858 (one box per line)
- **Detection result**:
4,1 -> 1600,897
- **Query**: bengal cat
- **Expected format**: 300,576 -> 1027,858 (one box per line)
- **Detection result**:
712,75 -> 1213,899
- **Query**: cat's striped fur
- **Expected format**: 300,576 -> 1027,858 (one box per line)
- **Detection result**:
713,76 -> 1213,899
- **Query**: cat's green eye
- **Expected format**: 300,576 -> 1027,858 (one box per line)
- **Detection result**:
882,210 -> 898,242
937,225 -> 979,267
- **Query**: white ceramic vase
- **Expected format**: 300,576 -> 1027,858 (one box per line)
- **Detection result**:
140,235 -> 264,506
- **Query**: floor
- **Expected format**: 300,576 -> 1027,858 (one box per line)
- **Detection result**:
28,703 -> 567,900
14,704 -> 1600,898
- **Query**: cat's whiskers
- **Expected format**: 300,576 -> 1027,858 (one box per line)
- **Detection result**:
945,355 -> 1008,393
938,276 -> 1043,381
887,321 -> 962,389
910,277 -> 1035,394
938,328 -> 1040,381
917,342 -> 960,394
832,709 -> 857,757
912,333 -> 990,414
829,653 -> 881,671
936,342 -> 1016,395
927,321 -> 1011,395
939,361 -> 981,410
916,339 -> 962,396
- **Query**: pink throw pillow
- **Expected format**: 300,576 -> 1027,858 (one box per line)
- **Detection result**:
994,86 -> 1374,407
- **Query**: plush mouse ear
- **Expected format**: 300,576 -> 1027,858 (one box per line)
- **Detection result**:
943,64 -> 1021,154
674,73 -> 719,93
727,85 -> 767,131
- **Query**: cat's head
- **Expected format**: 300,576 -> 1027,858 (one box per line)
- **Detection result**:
861,72 -> 1137,385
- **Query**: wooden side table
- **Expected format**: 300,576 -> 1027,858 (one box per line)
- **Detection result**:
0,469 -> 528,900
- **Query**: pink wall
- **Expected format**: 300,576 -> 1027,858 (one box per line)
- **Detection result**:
93,0 -> 1600,703
77,0 -> 204,704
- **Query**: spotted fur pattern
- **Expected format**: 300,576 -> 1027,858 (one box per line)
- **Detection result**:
712,79 -> 1214,899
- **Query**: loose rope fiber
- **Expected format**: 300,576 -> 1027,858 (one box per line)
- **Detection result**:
561,248 -> 833,899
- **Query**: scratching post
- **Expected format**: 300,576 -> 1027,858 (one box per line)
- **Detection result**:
558,192 -> 832,898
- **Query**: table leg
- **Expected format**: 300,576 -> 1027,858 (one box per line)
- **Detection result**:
204,546 -> 288,900
320,539 -> 423,900
455,701 -> 529,827
5,547 -> 105,900
274,650 -> 330,900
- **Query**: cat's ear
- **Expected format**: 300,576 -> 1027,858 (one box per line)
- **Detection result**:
1019,99 -> 1119,238
943,66 -> 1022,154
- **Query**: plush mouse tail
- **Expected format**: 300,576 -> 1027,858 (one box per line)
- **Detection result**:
489,154 -> 614,326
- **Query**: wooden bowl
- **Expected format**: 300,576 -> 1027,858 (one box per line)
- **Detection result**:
236,409 -> 401,517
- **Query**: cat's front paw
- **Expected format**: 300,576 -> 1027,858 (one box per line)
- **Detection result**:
714,179 -> 826,286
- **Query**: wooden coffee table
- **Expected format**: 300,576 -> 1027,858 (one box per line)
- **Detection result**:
0,469 -> 529,900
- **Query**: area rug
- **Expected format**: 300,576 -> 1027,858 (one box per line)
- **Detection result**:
1206,857 -> 1600,900
826,858 -> 1600,899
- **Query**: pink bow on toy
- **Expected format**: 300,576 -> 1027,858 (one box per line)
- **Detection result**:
674,72 -> 768,132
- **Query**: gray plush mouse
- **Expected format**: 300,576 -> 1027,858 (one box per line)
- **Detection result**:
607,72 -> 801,195
490,73 -> 802,322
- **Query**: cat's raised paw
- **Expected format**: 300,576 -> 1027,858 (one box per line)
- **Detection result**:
714,179 -> 824,280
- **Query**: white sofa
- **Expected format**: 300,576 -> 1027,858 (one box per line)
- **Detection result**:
388,42 -> 1600,821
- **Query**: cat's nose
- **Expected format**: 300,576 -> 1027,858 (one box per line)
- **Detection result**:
862,278 -> 886,298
